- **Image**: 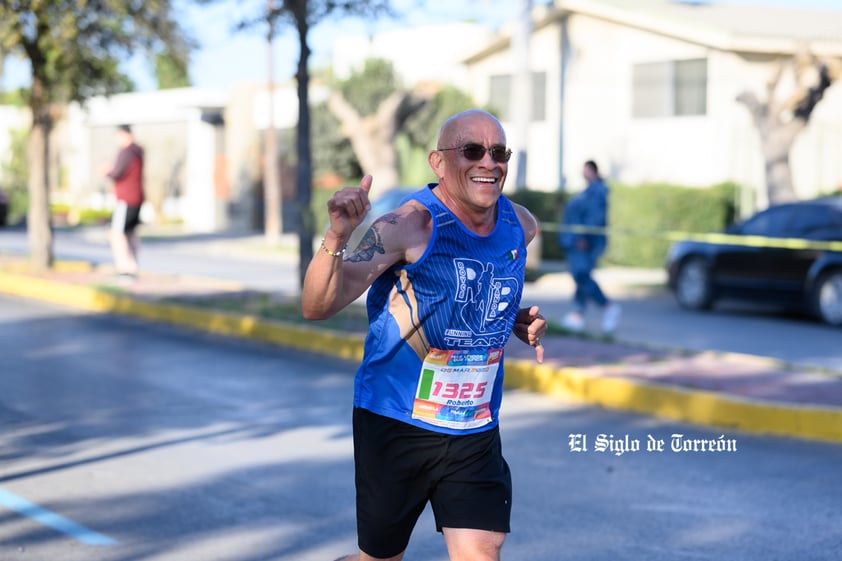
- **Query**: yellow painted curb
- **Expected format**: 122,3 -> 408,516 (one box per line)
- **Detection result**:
0,270 -> 366,362
504,360 -> 842,444
2,269 -> 841,444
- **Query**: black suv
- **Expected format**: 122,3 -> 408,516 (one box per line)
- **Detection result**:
666,196 -> 842,326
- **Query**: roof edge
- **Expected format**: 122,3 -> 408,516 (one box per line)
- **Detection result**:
463,0 -> 842,63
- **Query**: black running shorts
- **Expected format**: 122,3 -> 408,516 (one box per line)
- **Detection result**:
111,201 -> 142,234
352,407 -> 512,559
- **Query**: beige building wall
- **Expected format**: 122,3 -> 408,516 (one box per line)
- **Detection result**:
465,22 -> 564,192
63,88 -> 227,231
467,7 -> 842,206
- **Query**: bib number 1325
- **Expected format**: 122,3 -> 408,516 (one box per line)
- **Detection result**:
427,380 -> 488,400
411,347 -> 502,430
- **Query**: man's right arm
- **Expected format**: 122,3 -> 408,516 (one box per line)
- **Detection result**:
302,176 -> 411,320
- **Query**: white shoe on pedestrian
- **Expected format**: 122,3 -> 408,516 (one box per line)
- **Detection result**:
562,311 -> 585,333
602,303 -> 621,334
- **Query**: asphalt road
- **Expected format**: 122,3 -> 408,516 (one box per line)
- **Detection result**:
1,226 -> 840,371
2,294 -> 841,560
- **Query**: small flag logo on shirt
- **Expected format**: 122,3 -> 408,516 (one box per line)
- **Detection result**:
507,249 -> 519,260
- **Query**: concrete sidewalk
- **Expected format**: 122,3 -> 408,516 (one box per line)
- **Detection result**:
2,256 -> 841,444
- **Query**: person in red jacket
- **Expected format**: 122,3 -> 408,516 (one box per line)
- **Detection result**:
103,124 -> 144,278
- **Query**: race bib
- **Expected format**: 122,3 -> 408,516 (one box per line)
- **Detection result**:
411,347 -> 502,430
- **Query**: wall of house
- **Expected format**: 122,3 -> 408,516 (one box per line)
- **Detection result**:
525,23 -> 566,191
224,83 -> 264,232
58,89 -> 229,231
563,14 -> 719,190
709,50 -> 764,205
465,9 -> 842,206
561,13 -> 842,203
465,22 -> 564,192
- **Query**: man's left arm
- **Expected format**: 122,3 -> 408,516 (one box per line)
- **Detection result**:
513,202 -> 539,246
512,306 -> 547,364
106,148 -> 132,180
511,203 -> 547,363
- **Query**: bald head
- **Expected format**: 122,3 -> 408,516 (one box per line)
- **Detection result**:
437,109 -> 506,149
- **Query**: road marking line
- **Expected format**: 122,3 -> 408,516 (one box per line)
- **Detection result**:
0,487 -> 117,546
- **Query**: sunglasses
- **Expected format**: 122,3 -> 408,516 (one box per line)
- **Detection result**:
437,143 -> 512,163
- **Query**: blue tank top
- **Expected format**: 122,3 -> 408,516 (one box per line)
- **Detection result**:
353,184 -> 527,435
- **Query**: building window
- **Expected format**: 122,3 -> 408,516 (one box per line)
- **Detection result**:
488,71 -> 547,121
490,75 -> 511,119
633,58 -> 707,118
532,72 -> 546,121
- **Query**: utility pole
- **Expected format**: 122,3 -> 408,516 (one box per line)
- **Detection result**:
263,0 -> 281,244
511,0 -> 532,191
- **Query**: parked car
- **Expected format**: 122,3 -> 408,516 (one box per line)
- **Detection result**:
0,187 -> 8,227
666,196 -> 842,326
346,185 -> 542,271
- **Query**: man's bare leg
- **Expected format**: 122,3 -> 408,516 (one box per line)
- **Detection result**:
126,230 -> 140,273
108,230 -> 137,274
442,528 -> 505,561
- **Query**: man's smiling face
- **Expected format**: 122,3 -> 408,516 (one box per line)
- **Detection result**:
432,110 -> 509,215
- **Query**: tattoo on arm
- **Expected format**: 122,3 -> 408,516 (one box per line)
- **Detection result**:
346,213 -> 399,263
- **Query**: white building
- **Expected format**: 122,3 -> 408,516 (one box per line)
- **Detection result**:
65,88 -> 228,232
463,0 -> 842,208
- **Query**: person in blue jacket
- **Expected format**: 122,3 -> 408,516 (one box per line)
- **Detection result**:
303,109 -> 547,561
559,160 -> 621,333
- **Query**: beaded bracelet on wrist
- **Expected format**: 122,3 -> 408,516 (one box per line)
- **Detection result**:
320,238 -> 348,258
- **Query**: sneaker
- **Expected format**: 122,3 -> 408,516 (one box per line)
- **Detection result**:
562,311 -> 585,333
602,303 -> 622,334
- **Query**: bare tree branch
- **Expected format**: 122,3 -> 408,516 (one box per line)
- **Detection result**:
328,91 -> 362,138
794,63 -> 831,121
736,48 -> 839,204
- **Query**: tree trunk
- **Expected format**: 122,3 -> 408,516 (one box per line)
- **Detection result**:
760,118 -> 803,204
764,157 -> 798,204
27,87 -> 53,272
295,16 -> 314,290
328,91 -> 423,192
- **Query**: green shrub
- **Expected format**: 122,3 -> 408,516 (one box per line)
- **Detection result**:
77,208 -> 112,224
1,127 -> 29,225
309,181 -> 739,269
506,189 -> 569,260
5,186 -> 29,225
509,182 -> 738,268
49,204 -> 113,226
605,181 -> 737,267
311,185 -> 339,233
